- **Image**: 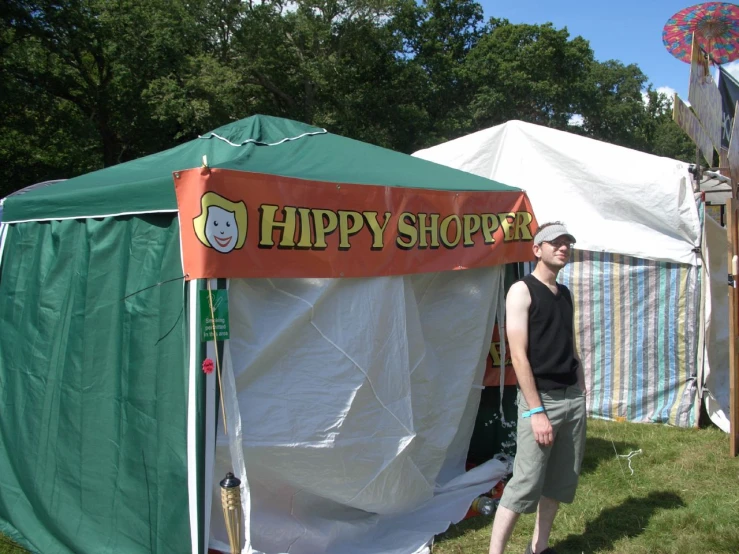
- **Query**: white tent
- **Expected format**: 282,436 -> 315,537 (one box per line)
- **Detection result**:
414,120 -> 730,430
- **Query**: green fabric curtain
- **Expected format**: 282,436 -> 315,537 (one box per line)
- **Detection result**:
0,214 -> 191,553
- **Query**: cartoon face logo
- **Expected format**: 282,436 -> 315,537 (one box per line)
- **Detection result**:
205,206 -> 239,252
193,192 -> 247,254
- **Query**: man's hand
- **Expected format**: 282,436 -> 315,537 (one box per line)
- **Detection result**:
531,412 -> 553,446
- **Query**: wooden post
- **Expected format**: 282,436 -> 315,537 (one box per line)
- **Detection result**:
726,200 -> 739,456
677,39 -> 738,454
727,100 -> 739,456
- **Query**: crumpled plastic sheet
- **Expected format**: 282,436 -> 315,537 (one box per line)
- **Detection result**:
209,267 -> 504,553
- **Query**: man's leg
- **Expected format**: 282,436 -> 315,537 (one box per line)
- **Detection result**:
491,390 -> 556,553
535,386 -> 586,552
531,496 -> 559,553
488,505 -> 520,554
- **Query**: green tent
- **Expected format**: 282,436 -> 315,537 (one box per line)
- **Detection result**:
0,116 -> 532,554
3,116 -> 519,224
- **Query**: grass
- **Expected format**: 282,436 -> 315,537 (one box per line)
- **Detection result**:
1,420 -> 737,554
0,535 -> 24,554
433,418 -> 739,554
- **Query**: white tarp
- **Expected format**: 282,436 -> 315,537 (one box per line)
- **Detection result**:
413,121 -> 702,266
702,214 -> 730,432
209,268 -> 507,554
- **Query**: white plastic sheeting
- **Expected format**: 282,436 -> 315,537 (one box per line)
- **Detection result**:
413,121 -> 702,266
702,215 -> 730,432
209,268 -> 507,554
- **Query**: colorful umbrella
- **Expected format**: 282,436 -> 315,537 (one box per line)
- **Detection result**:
663,2 -> 739,64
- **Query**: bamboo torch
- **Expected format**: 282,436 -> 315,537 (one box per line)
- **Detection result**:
220,472 -> 243,554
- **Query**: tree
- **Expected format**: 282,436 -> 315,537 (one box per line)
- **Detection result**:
392,0 -> 486,144
576,61 -> 696,160
219,0 -> 436,151
579,60 -> 651,149
0,0 -> 703,197
648,103 -> 697,163
1,0 -> 207,173
463,20 -> 593,130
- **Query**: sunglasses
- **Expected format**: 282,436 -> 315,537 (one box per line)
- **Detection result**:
544,239 -> 573,249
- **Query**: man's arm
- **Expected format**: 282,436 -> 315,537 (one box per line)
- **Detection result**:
506,281 -> 553,446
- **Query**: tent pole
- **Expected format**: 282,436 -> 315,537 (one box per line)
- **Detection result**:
727,199 -> 739,456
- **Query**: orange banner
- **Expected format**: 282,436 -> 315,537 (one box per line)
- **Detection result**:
483,324 -> 517,387
175,168 -> 537,280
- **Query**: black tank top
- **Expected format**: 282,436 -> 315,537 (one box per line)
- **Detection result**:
522,274 -> 578,391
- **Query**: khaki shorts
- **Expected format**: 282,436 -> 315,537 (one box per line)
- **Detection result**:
499,385 -> 587,514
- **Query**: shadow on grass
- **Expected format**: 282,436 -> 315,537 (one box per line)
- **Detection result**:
553,491 -> 685,553
434,513 -> 492,544
580,437 -> 639,475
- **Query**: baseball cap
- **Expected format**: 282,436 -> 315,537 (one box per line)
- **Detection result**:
533,223 -> 576,246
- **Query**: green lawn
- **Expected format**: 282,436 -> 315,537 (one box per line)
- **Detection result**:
0,535 -> 24,554
433,419 -> 739,554
2,419 -> 737,554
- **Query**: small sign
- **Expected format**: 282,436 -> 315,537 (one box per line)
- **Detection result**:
688,37 -> 722,154
200,289 -> 230,341
728,100 -> 739,189
705,204 -> 725,226
674,93 -> 715,166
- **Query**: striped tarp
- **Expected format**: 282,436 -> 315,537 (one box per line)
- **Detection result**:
559,250 -> 700,427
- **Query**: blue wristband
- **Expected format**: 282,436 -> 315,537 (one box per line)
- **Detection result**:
522,406 -> 545,418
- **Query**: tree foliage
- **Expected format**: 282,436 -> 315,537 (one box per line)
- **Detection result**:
0,0 -> 701,197
464,20 -> 592,130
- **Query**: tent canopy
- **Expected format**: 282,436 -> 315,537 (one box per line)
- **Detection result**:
0,115 -> 532,554
413,120 -> 702,266
3,115 -> 518,224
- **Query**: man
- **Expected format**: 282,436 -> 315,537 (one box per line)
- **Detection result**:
488,222 -> 586,554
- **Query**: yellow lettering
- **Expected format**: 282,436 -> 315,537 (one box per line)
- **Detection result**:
417,213 -> 439,248
514,211 -> 534,241
364,211 -> 391,249
489,342 -> 512,366
259,205 -> 297,247
312,209 -> 338,249
440,214 -> 461,248
396,213 -> 417,249
297,207 -> 313,248
482,214 -> 499,244
338,210 -> 364,249
498,212 -> 515,241
489,342 -> 501,366
462,214 -> 481,247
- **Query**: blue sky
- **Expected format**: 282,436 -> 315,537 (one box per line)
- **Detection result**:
477,0 -> 739,102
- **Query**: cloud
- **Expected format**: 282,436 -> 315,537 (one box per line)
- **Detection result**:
643,86 -> 683,107
568,114 -> 583,127
656,86 -> 678,107
657,86 -> 677,100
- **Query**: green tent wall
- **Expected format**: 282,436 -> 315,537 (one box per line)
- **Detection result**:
0,215 -> 193,553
